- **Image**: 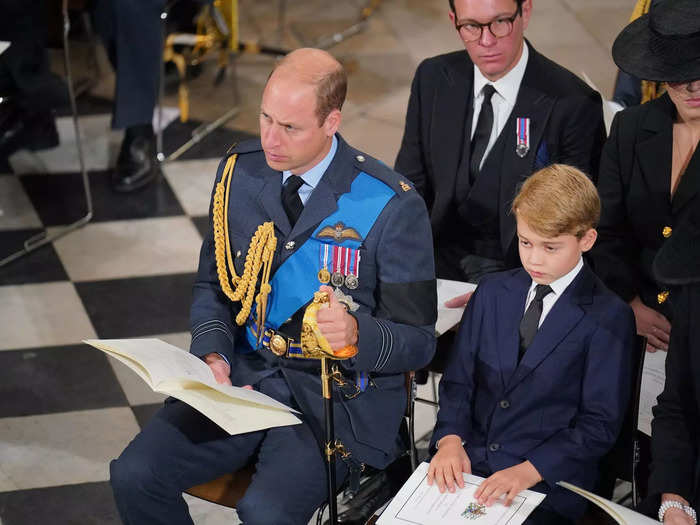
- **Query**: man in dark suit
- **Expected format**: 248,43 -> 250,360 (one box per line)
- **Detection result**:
395,0 -> 606,292
109,48 -> 437,525
427,165 -> 634,524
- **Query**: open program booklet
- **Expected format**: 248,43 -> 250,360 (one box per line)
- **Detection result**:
84,338 -> 301,435
378,462 -> 545,525
557,482 -> 660,524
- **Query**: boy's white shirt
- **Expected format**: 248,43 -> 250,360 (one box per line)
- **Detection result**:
524,257 -> 583,327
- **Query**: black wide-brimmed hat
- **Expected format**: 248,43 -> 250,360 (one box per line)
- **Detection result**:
612,0 -> 700,83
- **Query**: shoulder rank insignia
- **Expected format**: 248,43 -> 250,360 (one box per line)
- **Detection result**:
317,222 -> 362,242
399,180 -> 411,192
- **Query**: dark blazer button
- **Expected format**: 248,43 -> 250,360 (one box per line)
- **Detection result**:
489,443 -> 500,452
499,399 -> 510,409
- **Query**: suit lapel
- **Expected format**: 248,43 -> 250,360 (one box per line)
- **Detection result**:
505,265 -> 594,394
432,58 -> 474,206
637,97 -> 674,211
255,165 -> 291,238
498,49 -> 555,255
497,271 -> 530,390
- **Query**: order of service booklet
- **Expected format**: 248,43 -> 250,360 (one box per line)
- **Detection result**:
84,338 -> 301,435
436,279 -> 478,336
557,482 -> 660,524
377,462 -> 545,525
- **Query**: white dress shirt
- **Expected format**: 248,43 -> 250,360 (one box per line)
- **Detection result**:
523,257 -> 583,327
471,42 -> 529,170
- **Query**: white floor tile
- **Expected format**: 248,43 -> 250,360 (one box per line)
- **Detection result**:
162,159 -> 222,217
0,408 -> 140,490
0,282 -> 96,351
52,217 -> 202,282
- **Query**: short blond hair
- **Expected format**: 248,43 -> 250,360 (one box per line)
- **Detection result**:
512,164 -> 600,238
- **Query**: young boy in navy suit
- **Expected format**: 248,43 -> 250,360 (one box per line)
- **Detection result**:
427,164 -> 635,524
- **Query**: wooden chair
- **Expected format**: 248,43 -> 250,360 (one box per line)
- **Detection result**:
185,463 -> 255,508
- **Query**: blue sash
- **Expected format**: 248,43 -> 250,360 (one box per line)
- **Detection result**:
244,172 -> 395,351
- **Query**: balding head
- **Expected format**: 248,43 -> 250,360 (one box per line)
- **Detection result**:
269,48 -> 347,126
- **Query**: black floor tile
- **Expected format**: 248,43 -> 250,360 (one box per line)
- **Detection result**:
163,119 -> 257,161
131,403 -> 164,430
191,215 -> 209,239
20,170 -> 184,226
55,95 -> 114,119
0,344 -> 128,418
75,273 -> 195,338
0,229 -> 69,285
0,481 -> 121,525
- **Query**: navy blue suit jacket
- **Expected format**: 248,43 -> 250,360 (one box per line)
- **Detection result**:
431,265 -> 635,518
189,135 -> 437,469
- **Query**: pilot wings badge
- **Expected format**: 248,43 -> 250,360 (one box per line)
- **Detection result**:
317,222 -> 362,243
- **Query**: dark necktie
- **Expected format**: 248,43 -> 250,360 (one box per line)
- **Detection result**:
469,84 -> 496,184
281,175 -> 304,226
518,284 -> 553,361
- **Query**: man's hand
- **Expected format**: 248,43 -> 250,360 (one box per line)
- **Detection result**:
474,461 -> 542,507
204,353 -> 232,385
427,435 -> 471,493
444,292 -> 474,308
629,296 -> 671,352
662,494 -> 695,524
316,285 -> 358,350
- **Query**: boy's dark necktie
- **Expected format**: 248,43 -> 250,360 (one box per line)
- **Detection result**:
519,284 -> 553,361
469,84 -> 496,184
282,174 -> 304,226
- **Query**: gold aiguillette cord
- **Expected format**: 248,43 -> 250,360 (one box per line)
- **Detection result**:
212,154 -> 276,339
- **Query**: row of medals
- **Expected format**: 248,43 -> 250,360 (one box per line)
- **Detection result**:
318,267 -> 358,289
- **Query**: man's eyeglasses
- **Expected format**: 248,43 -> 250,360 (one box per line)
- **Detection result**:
454,5 -> 522,42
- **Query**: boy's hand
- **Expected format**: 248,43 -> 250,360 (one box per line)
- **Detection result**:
474,461 -> 542,507
427,435 -> 471,493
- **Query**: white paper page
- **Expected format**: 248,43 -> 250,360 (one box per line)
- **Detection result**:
159,380 -> 301,435
84,338 -> 299,413
436,279 -> 477,336
0,42 -> 9,55
557,482 -> 660,524
378,462 -> 544,525
637,350 -> 667,436
85,338 -> 214,386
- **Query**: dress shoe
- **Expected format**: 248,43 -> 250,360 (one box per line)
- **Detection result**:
0,105 -> 59,156
112,125 -> 160,193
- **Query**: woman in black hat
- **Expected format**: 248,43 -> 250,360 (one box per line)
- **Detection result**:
646,201 -> 700,524
590,0 -> 700,506
592,0 -> 700,354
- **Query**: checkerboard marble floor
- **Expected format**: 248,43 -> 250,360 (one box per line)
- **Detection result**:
0,0 -> 631,522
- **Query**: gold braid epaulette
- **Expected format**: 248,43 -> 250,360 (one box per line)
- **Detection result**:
212,154 -> 277,329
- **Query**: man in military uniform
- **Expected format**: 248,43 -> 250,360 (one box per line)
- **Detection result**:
110,48 -> 437,525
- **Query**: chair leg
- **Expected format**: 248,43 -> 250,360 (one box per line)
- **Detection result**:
156,2 -> 241,164
0,0 -> 92,267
